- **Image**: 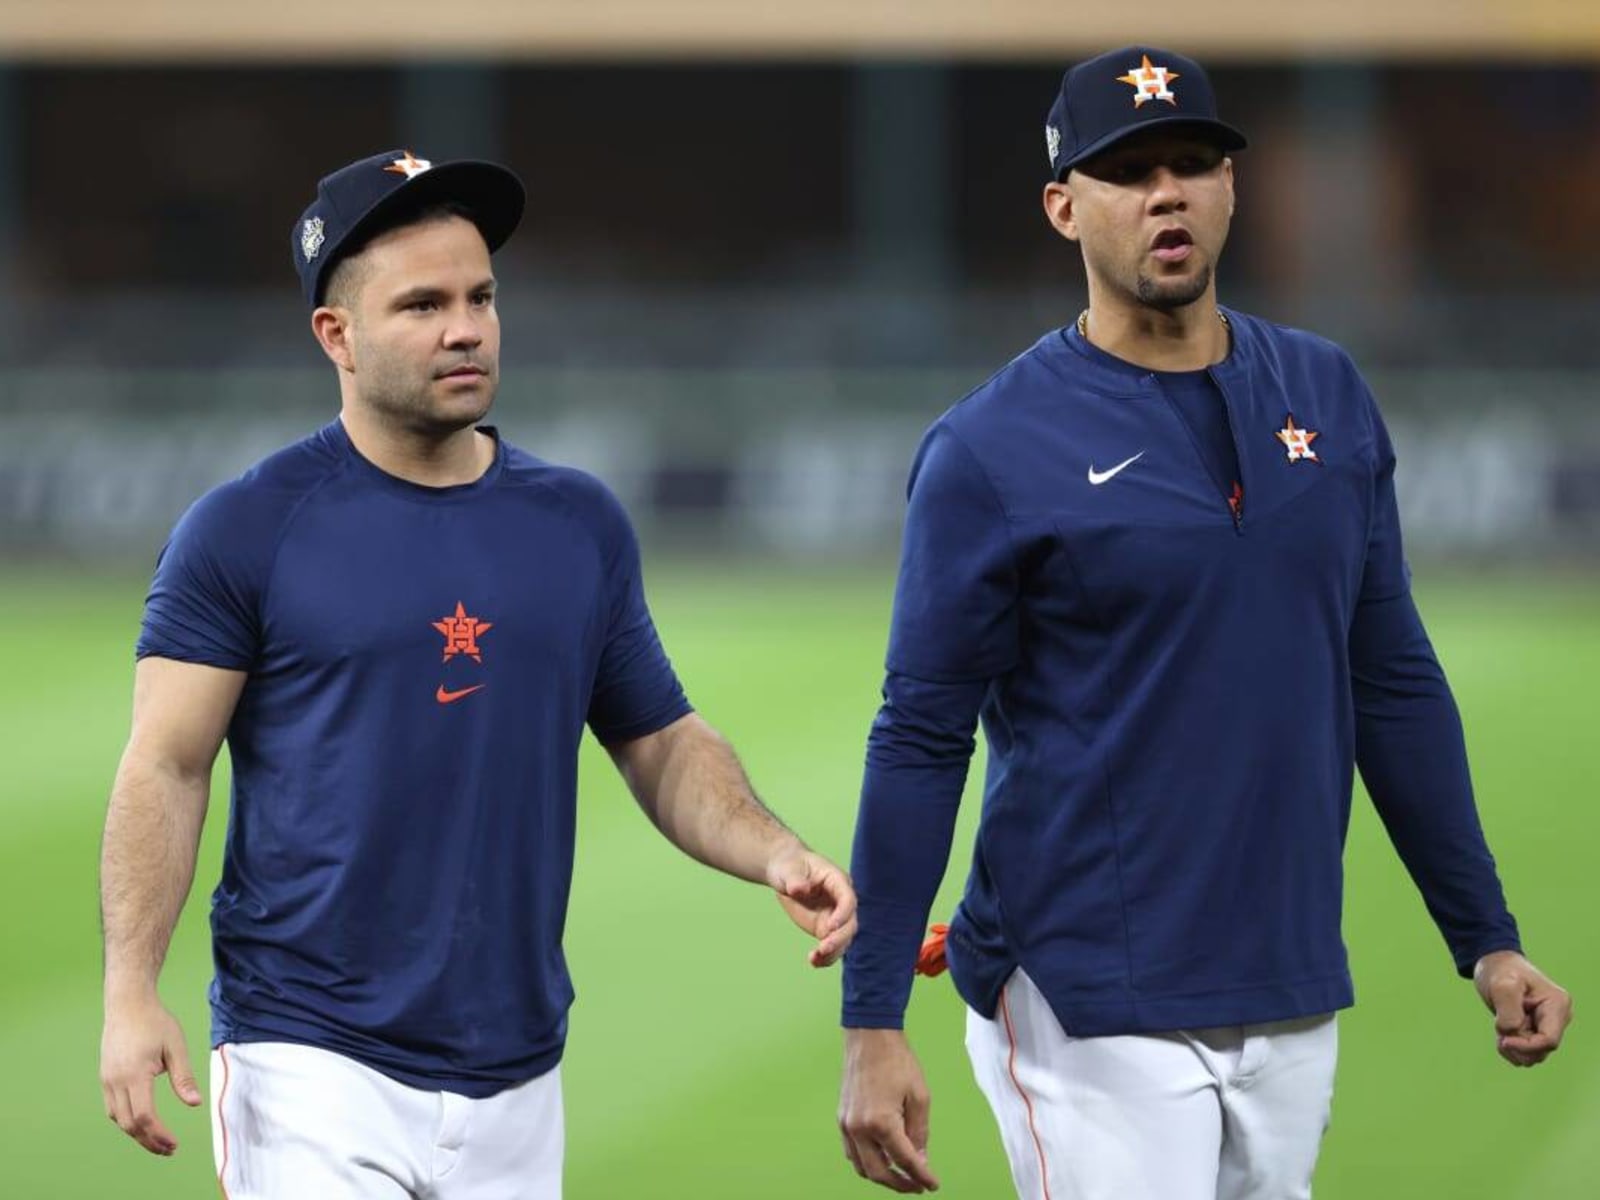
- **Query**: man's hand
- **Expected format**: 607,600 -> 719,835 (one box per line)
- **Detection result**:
839,1028 -> 940,1193
767,845 -> 857,967
1474,950 -> 1573,1067
100,995 -> 203,1155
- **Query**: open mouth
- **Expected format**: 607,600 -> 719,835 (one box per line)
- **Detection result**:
1151,228 -> 1194,263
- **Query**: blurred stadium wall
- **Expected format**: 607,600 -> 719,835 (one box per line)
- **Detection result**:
1,3 -> 1597,564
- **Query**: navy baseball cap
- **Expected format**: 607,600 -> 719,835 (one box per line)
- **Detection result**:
292,149 -> 526,306
1045,46 -> 1247,180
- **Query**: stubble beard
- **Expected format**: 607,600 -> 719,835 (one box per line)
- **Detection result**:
1134,262 -> 1214,312
358,353 -> 497,438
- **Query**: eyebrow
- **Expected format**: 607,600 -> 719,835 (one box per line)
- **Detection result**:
388,278 -> 497,307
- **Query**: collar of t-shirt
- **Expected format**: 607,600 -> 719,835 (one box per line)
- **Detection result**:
327,419 -> 507,502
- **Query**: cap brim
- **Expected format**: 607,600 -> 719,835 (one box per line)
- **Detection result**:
1057,118 -> 1248,178
316,160 -> 526,303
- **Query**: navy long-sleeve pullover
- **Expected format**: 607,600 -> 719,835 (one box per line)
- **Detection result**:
844,312 -> 1520,1034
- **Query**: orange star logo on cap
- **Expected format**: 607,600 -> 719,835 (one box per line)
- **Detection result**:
1116,54 -> 1181,108
384,150 -> 433,180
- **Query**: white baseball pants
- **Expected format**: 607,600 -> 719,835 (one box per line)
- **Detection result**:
966,970 -> 1337,1200
210,1041 -> 563,1200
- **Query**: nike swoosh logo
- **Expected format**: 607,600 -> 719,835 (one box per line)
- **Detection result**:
1087,451 -> 1145,486
436,684 -> 485,705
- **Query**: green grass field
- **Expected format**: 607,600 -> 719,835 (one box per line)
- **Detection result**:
3,563 -> 1596,1198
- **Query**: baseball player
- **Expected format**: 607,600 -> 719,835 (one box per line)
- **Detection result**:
98,149 -> 856,1199
836,47 -> 1572,1199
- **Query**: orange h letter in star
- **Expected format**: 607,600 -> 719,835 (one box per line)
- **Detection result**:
433,601 -> 493,663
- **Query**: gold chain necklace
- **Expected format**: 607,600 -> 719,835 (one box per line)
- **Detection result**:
1076,309 -> 1229,338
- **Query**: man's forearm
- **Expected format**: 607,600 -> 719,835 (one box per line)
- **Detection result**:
1351,592 -> 1521,973
623,715 -> 800,883
843,672 -> 982,1028
100,751 -> 211,1001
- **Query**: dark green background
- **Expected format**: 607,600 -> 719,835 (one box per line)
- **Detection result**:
5,566 -> 1594,1197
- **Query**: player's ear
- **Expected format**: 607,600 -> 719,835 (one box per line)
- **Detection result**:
1223,156 -> 1236,217
1043,180 -> 1079,242
311,305 -> 357,373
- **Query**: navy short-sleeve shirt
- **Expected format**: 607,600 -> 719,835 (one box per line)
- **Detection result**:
139,421 -> 691,1095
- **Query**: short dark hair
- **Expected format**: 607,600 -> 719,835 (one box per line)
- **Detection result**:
320,200 -> 480,309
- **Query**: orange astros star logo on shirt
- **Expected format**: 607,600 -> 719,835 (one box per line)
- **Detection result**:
1276,416 -> 1320,463
1117,55 -> 1181,107
433,601 -> 493,663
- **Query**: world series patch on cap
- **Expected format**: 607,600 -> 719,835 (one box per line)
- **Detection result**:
292,149 -> 526,306
1044,45 -> 1247,179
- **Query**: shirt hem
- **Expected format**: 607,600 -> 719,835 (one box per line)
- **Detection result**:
1008,969 -> 1356,1036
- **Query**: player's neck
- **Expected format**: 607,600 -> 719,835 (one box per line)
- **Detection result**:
1079,291 -> 1229,373
338,405 -> 495,488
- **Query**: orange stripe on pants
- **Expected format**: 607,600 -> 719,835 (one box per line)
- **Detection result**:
1000,984 -> 1054,1200
216,1044 -> 233,1200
